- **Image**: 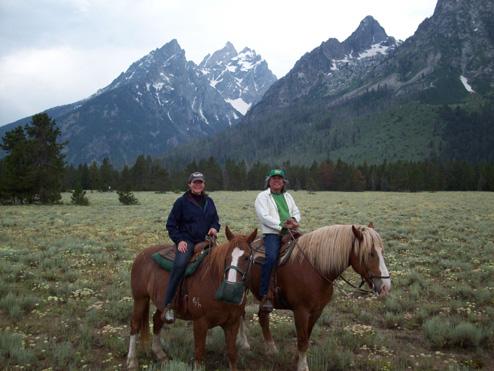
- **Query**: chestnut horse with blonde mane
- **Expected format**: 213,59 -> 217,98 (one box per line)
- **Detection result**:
240,224 -> 391,371
127,227 -> 257,371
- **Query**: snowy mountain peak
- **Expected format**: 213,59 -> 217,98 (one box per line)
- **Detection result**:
346,16 -> 391,54
200,43 -> 276,115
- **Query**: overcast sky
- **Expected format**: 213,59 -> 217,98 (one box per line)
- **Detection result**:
0,0 -> 437,126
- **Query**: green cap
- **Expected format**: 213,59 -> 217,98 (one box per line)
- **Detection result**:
267,169 -> 286,178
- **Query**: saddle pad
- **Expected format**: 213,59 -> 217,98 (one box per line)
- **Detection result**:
151,244 -> 210,277
252,237 -> 299,267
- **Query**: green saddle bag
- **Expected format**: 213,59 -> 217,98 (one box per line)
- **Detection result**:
215,280 -> 246,305
215,266 -> 247,305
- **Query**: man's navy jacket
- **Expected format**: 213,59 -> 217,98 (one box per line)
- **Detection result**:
166,192 -> 221,245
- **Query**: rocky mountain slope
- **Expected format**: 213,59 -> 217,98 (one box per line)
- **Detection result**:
165,0 -> 494,166
1,40 -> 276,165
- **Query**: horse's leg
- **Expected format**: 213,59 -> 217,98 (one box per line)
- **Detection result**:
293,309 -> 311,371
127,297 -> 149,370
192,319 -> 208,370
223,321 -> 241,371
152,309 -> 170,362
258,309 -> 278,354
236,312 -> 250,351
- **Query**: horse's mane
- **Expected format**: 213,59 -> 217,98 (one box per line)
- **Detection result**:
290,225 -> 381,276
201,237 -> 241,283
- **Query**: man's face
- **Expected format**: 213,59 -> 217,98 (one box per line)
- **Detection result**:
269,175 -> 284,192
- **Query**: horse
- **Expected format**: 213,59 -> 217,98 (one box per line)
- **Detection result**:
242,224 -> 391,371
126,226 -> 257,371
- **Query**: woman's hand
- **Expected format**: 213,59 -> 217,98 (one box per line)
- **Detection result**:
178,241 -> 188,253
208,228 -> 218,237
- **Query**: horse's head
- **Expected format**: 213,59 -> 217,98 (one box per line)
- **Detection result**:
221,225 -> 257,283
350,224 -> 391,296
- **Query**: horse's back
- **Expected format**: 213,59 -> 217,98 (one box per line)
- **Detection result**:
130,245 -> 171,298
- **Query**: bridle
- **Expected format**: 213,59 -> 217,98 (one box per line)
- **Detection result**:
222,239 -> 255,286
347,235 -> 390,293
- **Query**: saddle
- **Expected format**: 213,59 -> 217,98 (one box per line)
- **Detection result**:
251,231 -> 302,267
151,241 -> 212,277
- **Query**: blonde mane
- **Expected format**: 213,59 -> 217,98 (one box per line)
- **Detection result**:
290,225 -> 381,276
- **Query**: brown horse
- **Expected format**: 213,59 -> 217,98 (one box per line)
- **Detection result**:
242,224 -> 391,371
126,227 -> 257,370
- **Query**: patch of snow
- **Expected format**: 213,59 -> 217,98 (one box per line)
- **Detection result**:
146,83 -> 150,91
126,71 -> 135,80
225,98 -> 250,115
153,82 -> 165,91
226,65 -> 237,72
330,60 -> 338,71
167,111 -> 174,123
150,130 -> 160,138
198,103 -> 210,125
358,43 -> 389,59
460,75 -> 475,93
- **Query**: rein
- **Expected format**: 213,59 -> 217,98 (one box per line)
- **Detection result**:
336,236 -> 390,295
287,229 -> 334,285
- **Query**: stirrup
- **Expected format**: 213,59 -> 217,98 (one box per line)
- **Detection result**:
161,305 -> 175,323
260,296 -> 273,313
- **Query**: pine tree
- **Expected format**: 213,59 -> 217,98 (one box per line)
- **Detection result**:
71,185 -> 89,205
25,113 -> 66,203
0,126 -> 34,203
117,190 -> 139,205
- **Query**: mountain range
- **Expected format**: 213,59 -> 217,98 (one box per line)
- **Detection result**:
0,41 -> 276,165
166,0 -> 494,166
2,0 -> 493,167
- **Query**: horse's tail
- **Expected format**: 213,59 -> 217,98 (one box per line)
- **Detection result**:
139,297 -> 150,345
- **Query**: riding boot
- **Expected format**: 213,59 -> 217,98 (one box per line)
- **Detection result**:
260,295 -> 273,313
161,304 -> 175,323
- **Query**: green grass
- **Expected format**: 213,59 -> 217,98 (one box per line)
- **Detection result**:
0,191 -> 493,369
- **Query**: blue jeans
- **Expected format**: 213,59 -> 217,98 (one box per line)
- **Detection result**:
259,234 -> 282,297
164,241 -> 194,306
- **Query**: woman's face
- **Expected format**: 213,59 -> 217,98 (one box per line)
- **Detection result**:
189,179 -> 205,195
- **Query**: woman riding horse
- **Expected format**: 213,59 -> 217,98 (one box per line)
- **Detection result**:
254,168 -> 301,312
162,171 -> 220,322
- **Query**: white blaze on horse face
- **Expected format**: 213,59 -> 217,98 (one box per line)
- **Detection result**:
227,247 -> 243,282
377,248 -> 391,293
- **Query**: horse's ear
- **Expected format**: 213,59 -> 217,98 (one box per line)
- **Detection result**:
246,228 -> 257,244
352,225 -> 363,241
225,225 -> 234,241
368,222 -> 375,229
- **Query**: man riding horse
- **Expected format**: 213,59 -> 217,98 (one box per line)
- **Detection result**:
254,169 -> 301,312
161,171 -> 220,323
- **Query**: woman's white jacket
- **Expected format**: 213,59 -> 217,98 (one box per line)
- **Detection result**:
254,189 -> 301,235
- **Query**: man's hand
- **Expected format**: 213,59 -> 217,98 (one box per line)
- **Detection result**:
284,218 -> 299,229
208,228 -> 218,237
178,241 -> 188,253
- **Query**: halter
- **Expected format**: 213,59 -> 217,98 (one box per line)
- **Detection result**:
222,240 -> 254,284
350,235 -> 390,292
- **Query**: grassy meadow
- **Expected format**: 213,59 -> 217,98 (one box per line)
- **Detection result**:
1,191 -> 493,370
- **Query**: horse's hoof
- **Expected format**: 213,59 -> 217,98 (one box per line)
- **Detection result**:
239,342 -> 251,351
265,340 -> 279,355
126,358 -> 138,370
